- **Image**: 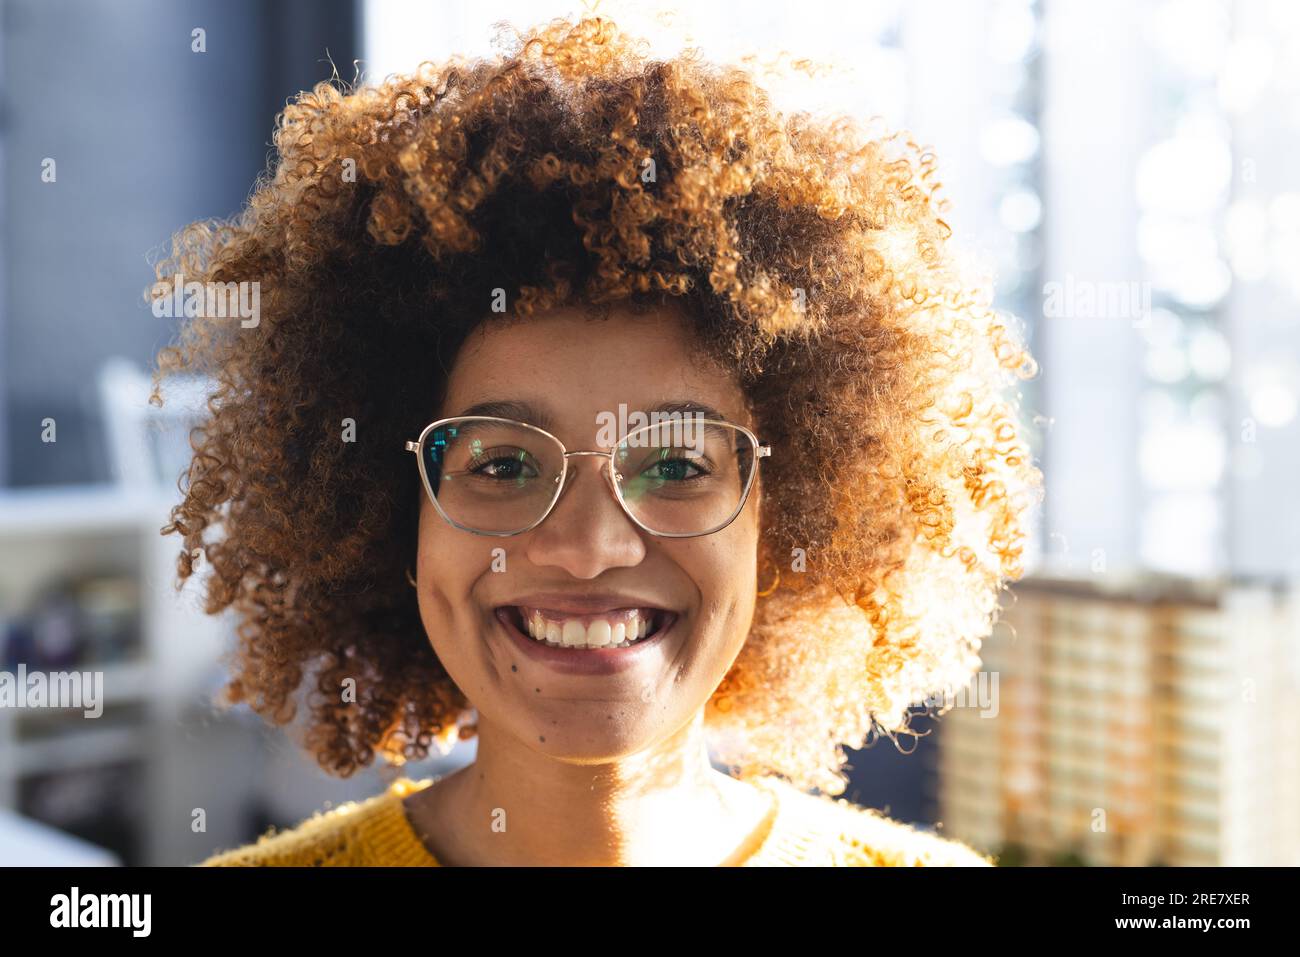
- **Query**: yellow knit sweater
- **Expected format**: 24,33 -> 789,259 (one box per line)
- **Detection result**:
198,774 -> 994,866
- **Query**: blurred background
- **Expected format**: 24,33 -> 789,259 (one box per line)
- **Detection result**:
0,0 -> 1296,865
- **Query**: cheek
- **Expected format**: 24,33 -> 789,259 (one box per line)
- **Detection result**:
686,519 -> 760,644
727,506 -> 762,635
414,500 -> 478,644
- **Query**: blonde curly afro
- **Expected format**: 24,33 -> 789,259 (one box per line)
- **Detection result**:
149,14 -> 1044,795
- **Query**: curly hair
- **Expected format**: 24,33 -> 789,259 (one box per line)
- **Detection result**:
148,14 -> 1044,796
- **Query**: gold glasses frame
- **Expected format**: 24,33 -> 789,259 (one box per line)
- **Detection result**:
404,415 -> 771,538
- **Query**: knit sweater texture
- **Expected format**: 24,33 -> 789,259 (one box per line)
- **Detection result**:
199,774 -> 994,866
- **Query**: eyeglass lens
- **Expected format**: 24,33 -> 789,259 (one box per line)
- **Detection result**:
422,418 -> 756,535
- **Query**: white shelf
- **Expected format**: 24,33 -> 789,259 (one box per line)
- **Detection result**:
0,659 -> 155,713
0,808 -> 121,865
0,482 -> 234,863
0,484 -> 179,539
11,725 -> 148,777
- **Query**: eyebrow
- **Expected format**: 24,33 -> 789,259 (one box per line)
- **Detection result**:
452,398 -> 737,432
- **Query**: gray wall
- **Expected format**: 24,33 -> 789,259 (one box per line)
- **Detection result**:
1,0 -> 360,485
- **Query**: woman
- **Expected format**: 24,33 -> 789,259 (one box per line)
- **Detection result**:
152,14 -> 1042,866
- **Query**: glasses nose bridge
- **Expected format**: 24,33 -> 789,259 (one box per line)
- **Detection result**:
556,448 -> 620,502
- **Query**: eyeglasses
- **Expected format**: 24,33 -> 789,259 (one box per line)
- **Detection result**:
404,415 -> 770,537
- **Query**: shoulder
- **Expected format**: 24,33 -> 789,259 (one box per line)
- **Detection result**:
755,777 -> 995,867
197,777 -> 435,867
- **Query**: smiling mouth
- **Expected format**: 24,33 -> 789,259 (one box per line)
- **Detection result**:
500,606 -> 673,650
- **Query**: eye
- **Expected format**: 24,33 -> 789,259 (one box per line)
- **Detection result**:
643,455 -> 709,482
467,446 -> 541,480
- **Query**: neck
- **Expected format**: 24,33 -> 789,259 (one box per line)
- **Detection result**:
419,711 -> 757,866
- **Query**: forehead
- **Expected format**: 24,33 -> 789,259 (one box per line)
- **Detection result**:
439,306 -> 752,439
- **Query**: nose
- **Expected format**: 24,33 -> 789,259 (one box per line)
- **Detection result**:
523,454 -> 646,578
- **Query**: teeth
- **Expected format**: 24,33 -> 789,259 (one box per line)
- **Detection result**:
587,620 -> 612,647
520,608 -> 658,649
561,620 -> 585,647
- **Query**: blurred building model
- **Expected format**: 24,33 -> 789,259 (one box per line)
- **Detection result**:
938,574 -> 1300,866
